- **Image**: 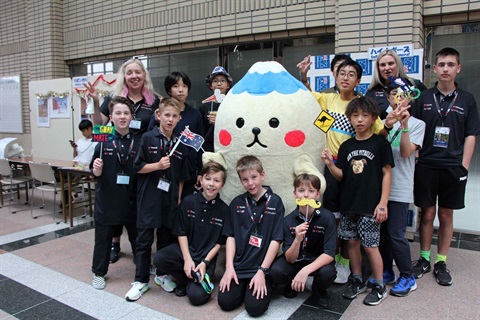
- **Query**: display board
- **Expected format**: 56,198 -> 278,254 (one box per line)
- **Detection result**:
0,75 -> 23,133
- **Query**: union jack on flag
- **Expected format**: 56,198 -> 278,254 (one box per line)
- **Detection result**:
179,127 -> 205,152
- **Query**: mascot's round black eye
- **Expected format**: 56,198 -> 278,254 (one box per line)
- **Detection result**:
236,118 -> 245,128
269,118 -> 279,128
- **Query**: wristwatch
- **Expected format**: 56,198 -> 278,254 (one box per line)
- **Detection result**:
201,258 -> 210,266
258,266 -> 270,275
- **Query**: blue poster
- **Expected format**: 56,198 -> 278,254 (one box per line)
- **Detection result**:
401,56 -> 420,74
314,76 -> 330,92
355,83 -> 369,95
356,58 -> 372,76
315,55 -> 330,69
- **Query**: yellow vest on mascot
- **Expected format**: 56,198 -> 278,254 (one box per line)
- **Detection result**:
203,61 -> 327,214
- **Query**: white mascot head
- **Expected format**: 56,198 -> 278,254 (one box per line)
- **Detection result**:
203,61 -> 326,214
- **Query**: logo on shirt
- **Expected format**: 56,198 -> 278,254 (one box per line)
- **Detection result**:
210,217 -> 223,227
312,225 -> 325,234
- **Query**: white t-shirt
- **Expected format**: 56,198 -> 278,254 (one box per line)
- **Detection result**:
385,108 -> 425,203
74,137 -> 97,164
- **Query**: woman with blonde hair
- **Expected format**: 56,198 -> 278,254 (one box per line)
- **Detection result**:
85,57 -> 161,137
366,50 -> 426,119
84,57 -> 161,264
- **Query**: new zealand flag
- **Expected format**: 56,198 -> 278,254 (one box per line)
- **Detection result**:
179,127 -> 205,152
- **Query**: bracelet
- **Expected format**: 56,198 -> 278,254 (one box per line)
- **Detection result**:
201,258 -> 210,266
384,124 -> 393,132
401,128 -> 410,133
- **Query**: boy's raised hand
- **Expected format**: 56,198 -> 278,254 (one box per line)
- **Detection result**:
157,156 -> 171,170
294,222 -> 309,243
219,266 -> 238,293
321,149 -> 333,166
250,269 -> 267,299
83,82 -> 99,102
296,55 -> 312,78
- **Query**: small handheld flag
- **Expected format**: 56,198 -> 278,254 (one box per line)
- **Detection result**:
168,126 -> 205,156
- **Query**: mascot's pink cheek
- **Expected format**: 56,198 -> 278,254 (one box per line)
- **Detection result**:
219,129 -> 232,146
284,130 -> 305,147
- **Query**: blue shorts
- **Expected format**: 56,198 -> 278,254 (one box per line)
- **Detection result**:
338,214 -> 380,248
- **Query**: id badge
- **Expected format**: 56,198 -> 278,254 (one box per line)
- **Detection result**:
116,173 -> 130,185
433,126 -> 450,148
129,119 -> 141,129
157,178 -> 171,192
249,233 -> 263,248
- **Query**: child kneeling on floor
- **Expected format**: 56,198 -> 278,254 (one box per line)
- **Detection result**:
270,173 -> 337,309
152,161 -> 229,305
217,155 -> 284,317
90,96 -> 139,290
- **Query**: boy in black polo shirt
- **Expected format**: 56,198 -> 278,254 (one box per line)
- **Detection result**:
152,161 -> 229,305
411,47 -> 480,286
217,155 -> 284,317
125,97 -> 188,302
90,96 -> 138,290
270,174 -> 337,308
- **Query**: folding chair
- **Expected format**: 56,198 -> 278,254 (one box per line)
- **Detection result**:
0,158 -> 32,213
28,162 -> 64,223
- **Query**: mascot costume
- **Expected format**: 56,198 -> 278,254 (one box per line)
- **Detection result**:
203,61 -> 327,214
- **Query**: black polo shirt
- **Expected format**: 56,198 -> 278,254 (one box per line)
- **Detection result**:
223,187 -> 284,278
90,132 -> 139,225
172,192 -> 228,263
283,207 -> 336,261
100,95 -> 160,137
411,85 -> 480,168
134,128 -> 188,228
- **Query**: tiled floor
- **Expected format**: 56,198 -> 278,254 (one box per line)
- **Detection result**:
1,191 -> 479,319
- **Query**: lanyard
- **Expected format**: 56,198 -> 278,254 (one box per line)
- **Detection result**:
388,127 -> 402,145
112,137 -> 134,171
131,100 -> 144,119
245,195 -> 271,233
433,92 -> 458,126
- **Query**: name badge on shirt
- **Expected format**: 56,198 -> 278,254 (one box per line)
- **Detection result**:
433,126 -> 450,148
249,233 -> 263,248
129,119 -> 141,129
117,173 -> 130,185
157,178 -> 171,192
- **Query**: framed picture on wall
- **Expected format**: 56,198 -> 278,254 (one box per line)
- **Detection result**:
36,98 -> 50,127
50,95 -> 71,118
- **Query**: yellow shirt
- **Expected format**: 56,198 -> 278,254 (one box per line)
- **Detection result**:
312,91 -> 383,156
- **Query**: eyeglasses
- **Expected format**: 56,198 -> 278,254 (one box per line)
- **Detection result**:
212,79 -> 227,84
337,71 -> 357,79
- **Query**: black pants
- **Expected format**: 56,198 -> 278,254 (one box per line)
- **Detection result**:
92,221 -> 136,277
134,226 -> 173,283
218,277 -> 272,317
270,255 -> 336,294
153,243 -> 215,306
380,201 -> 412,277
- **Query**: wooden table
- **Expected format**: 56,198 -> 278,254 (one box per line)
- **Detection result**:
8,156 -> 94,227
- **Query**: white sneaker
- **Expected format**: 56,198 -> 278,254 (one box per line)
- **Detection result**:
125,282 -> 149,301
334,263 -> 351,284
154,275 -> 176,292
92,274 -> 106,290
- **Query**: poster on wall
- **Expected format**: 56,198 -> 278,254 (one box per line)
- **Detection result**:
306,45 -> 424,96
36,98 -> 50,127
49,95 -> 71,118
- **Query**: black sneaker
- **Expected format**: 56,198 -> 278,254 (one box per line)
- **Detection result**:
411,257 -> 431,279
283,285 -> 298,299
317,290 -> 330,309
175,285 -> 187,297
363,283 -> 387,306
109,243 -> 120,264
434,262 -> 453,286
342,278 -> 366,300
